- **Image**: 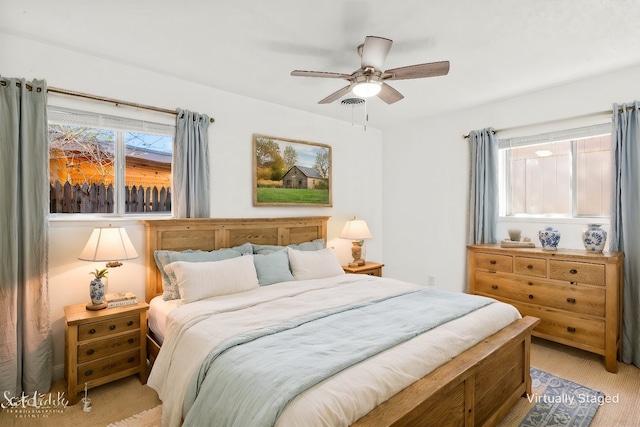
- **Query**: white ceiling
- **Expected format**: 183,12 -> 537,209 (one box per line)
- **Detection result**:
2,0 -> 640,130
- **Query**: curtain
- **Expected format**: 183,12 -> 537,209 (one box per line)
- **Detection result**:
610,101 -> 640,367
0,77 -> 52,396
174,109 -> 210,218
467,128 -> 498,245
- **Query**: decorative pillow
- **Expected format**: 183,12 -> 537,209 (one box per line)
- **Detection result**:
155,242 -> 253,300
287,247 -> 345,281
252,238 -> 325,255
164,255 -> 259,304
251,251 -> 295,286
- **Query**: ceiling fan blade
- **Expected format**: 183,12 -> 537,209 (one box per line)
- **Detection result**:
384,61 -> 450,80
291,70 -> 351,79
377,83 -> 404,104
360,36 -> 393,70
318,85 -> 353,104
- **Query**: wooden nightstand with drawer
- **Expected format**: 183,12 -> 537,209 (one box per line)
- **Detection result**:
342,262 -> 384,277
467,244 -> 623,372
64,301 -> 149,404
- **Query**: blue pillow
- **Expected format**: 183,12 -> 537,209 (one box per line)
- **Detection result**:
155,242 -> 253,300
251,251 -> 295,286
252,238 -> 325,255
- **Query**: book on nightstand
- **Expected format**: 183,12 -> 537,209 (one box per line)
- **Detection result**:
106,292 -> 137,308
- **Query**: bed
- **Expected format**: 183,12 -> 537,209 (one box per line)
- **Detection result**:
143,216 -> 539,427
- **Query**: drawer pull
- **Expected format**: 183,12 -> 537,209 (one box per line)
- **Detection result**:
527,264 -> 533,269
86,349 -> 94,355
567,298 -> 576,304
528,294 -> 534,299
127,357 -> 135,363
109,325 -> 116,330
89,328 -> 96,334
489,260 -> 497,265
128,338 -> 134,344
528,282 -> 534,286
567,326 -> 576,333
570,269 -> 578,274
491,284 -> 498,289
127,321 -> 134,326
84,369 -> 93,376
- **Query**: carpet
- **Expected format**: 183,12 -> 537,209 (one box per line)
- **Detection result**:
519,368 -> 604,427
107,405 -> 162,427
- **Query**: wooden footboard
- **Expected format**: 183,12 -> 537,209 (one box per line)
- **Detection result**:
352,316 -> 540,427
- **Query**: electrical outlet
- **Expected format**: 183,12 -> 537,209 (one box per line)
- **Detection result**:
428,275 -> 436,287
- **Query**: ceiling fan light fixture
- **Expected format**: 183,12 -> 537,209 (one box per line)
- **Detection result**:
352,81 -> 381,98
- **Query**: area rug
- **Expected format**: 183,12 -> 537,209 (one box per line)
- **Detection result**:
107,404 -> 162,427
519,367 -> 604,427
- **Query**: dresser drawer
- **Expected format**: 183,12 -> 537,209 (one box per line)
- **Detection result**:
514,256 -> 547,277
549,260 -> 605,286
475,253 -> 512,273
512,302 -> 605,350
78,314 -> 140,341
76,348 -> 140,386
474,272 -> 605,317
77,332 -> 140,364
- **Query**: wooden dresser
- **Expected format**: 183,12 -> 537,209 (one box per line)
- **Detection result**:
467,244 -> 623,372
64,301 -> 149,404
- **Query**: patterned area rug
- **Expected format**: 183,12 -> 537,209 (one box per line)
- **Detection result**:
519,368 -> 604,427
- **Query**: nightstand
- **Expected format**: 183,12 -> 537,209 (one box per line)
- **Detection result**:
64,300 -> 149,404
342,262 -> 384,277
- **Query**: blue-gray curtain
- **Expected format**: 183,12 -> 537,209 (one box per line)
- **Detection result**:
0,77 -> 52,396
174,109 -> 210,218
467,128 -> 498,244
610,101 -> 640,367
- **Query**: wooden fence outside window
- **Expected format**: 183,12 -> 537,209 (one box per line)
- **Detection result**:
49,180 -> 171,213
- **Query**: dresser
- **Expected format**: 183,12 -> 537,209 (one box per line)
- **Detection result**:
64,301 -> 149,404
467,244 -> 623,372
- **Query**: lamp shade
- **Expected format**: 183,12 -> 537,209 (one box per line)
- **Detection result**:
78,226 -> 139,262
339,219 -> 373,240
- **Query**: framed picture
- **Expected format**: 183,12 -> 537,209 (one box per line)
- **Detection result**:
253,134 -> 332,207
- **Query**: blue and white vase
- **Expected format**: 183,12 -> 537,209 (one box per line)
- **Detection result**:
538,227 -> 561,251
90,278 -> 106,305
582,224 -> 607,252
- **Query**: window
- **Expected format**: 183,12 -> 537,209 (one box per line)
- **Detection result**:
48,107 -> 174,215
499,123 -> 611,218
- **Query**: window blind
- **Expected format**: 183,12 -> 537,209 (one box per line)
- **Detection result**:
498,122 -> 612,149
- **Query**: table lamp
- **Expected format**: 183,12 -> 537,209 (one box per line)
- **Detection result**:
339,217 -> 373,267
78,225 -> 139,310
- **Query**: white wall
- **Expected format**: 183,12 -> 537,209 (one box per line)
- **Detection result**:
381,63 -> 640,292
2,33 -> 384,379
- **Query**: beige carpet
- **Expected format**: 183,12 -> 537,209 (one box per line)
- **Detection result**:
2,338 -> 638,426
0,375 -> 161,427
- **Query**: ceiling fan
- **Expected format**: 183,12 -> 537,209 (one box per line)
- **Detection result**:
291,35 -> 450,105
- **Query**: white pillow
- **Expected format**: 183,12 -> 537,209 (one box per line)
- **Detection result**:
164,255 -> 259,303
287,247 -> 345,280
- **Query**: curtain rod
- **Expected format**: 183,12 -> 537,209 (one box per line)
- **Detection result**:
0,80 -> 214,123
460,107 -> 634,139
48,86 -> 215,123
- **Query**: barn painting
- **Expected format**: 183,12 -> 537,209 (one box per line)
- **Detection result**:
253,135 -> 331,206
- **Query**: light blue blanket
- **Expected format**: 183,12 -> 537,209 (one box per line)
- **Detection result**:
182,288 -> 494,426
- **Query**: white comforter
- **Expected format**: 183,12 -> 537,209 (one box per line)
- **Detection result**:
147,275 -> 521,427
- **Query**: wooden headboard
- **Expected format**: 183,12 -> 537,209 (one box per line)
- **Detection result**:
143,216 -> 330,302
